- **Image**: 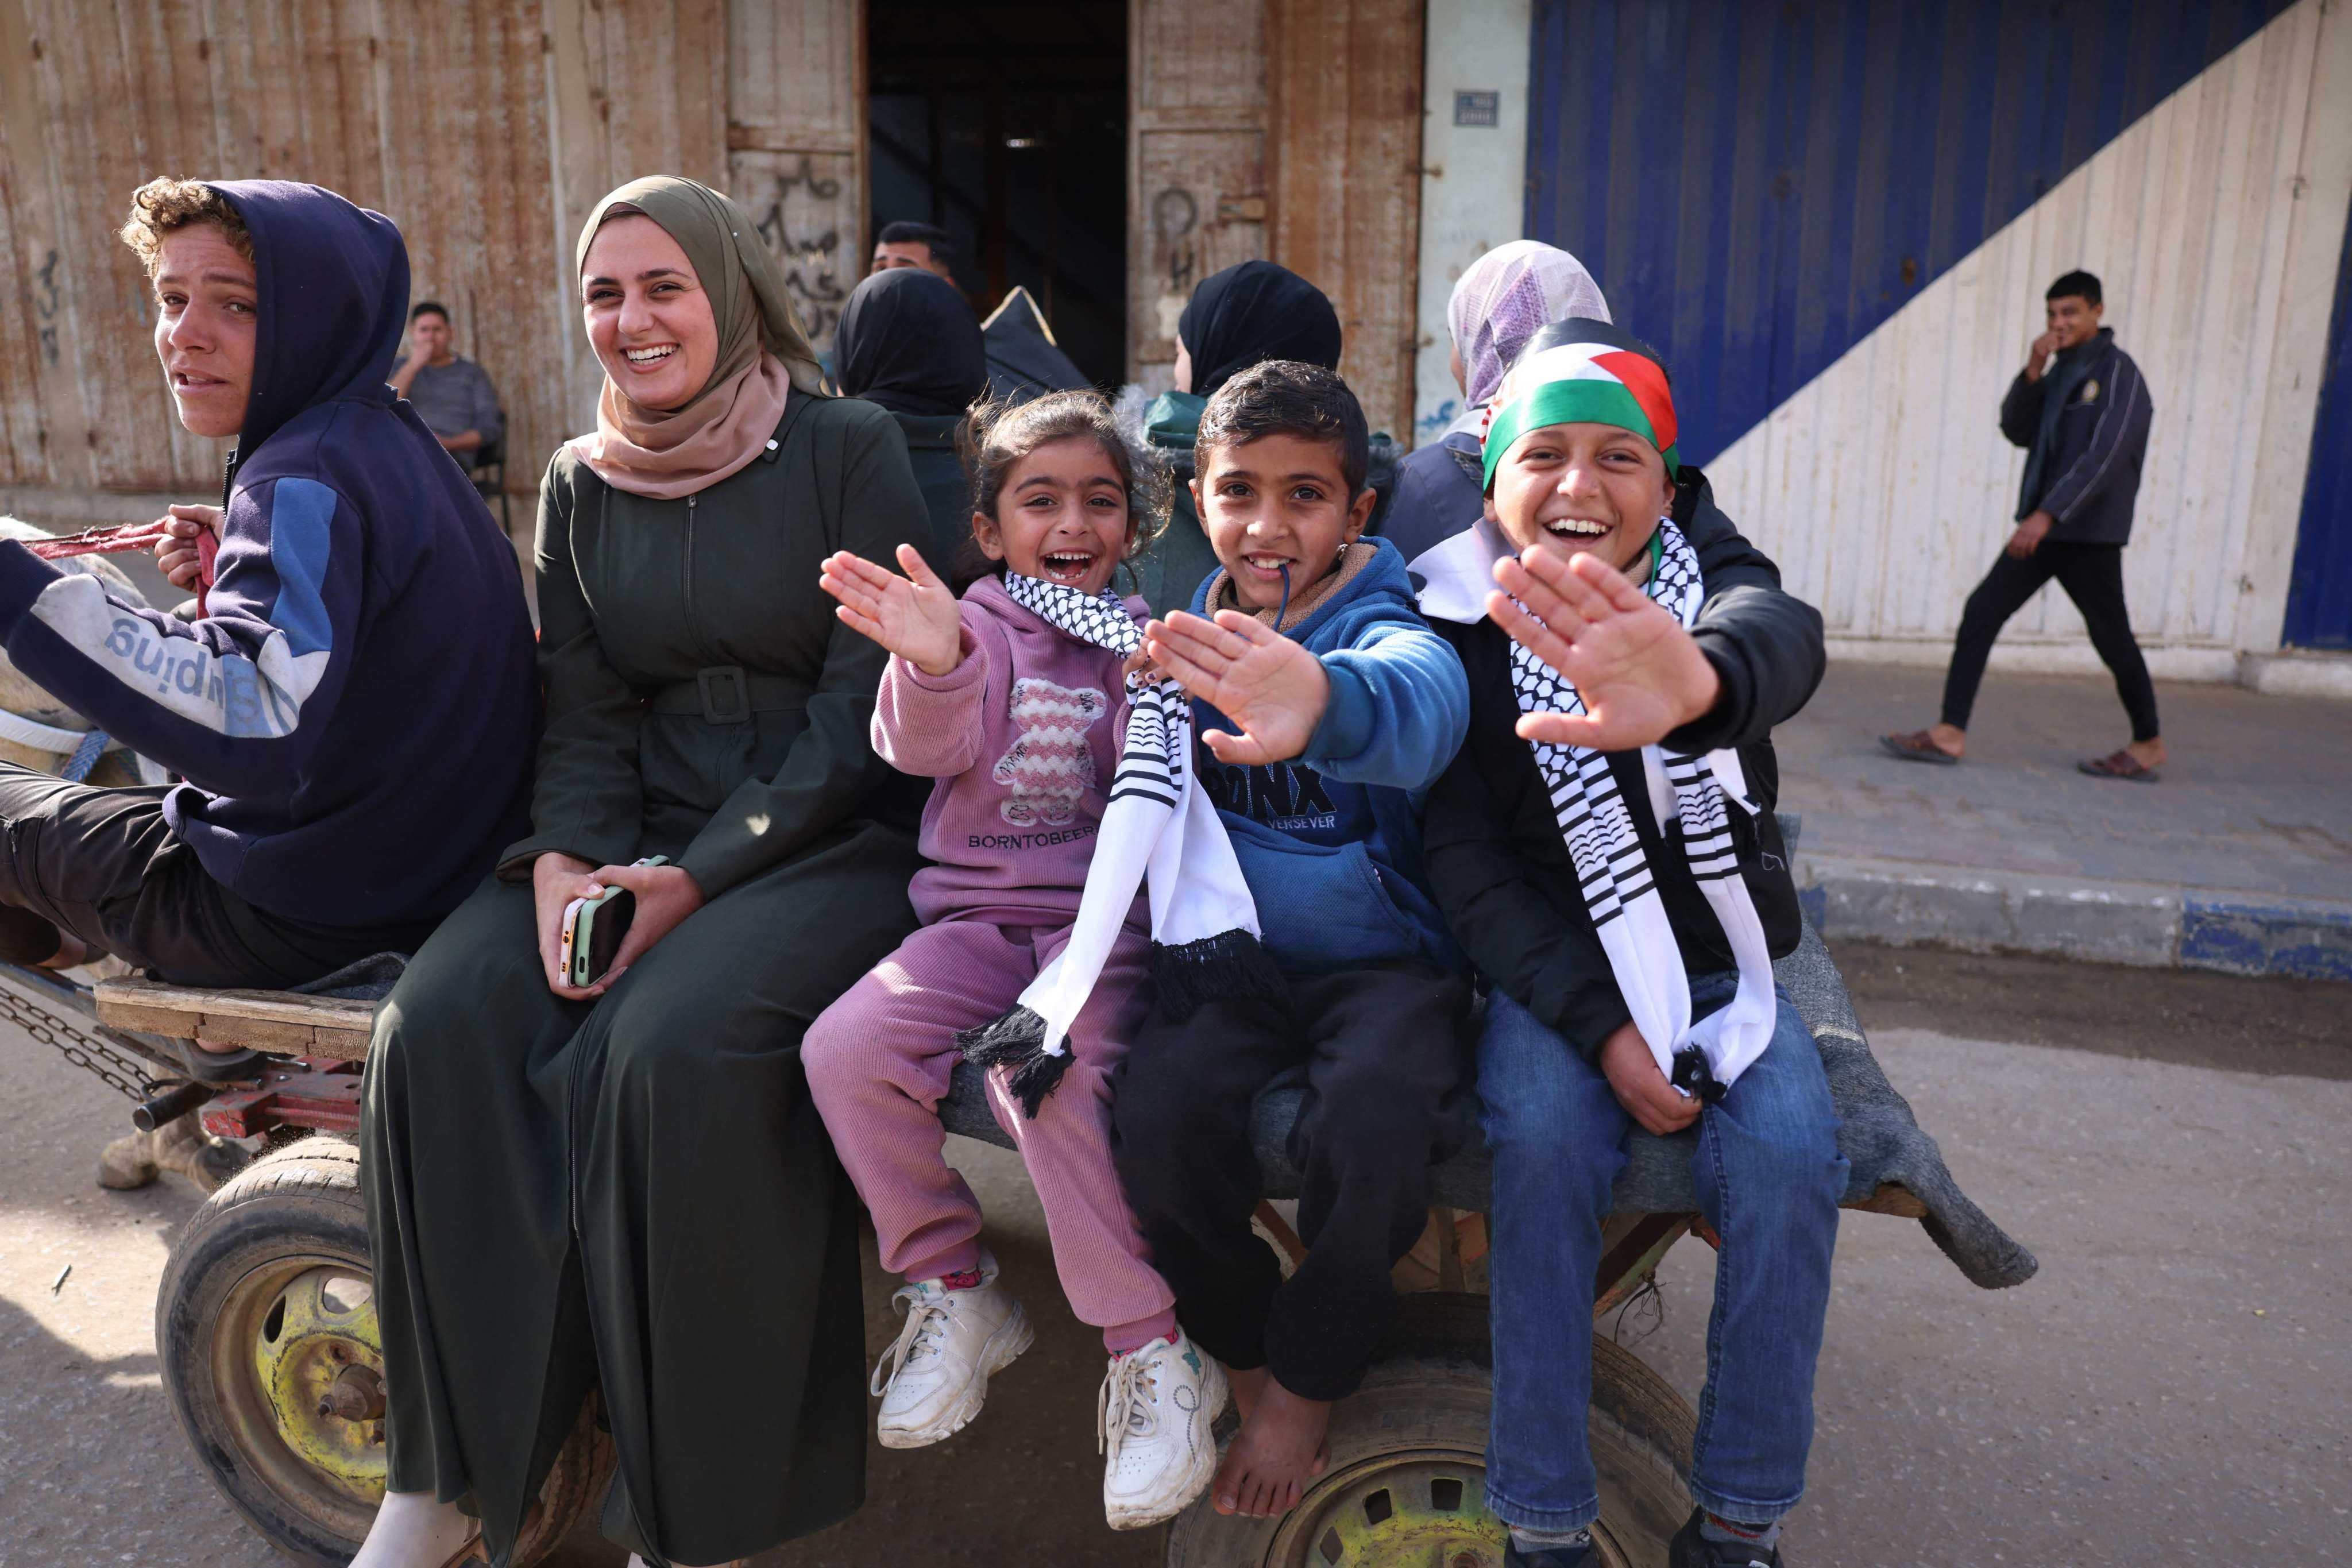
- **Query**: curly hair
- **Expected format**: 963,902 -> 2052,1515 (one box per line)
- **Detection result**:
118,177 -> 252,276
955,390 -> 1171,585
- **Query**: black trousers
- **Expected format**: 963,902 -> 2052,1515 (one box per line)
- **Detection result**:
1940,542 -> 2161,741
0,763 -> 435,986
1111,961 -> 1473,1401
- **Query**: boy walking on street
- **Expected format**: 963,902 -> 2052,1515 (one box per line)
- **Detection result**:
1883,271 -> 2164,780
1113,360 -> 1473,1521
1416,320 -> 1839,1566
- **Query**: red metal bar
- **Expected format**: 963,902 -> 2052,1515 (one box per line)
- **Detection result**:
200,1057 -> 363,1139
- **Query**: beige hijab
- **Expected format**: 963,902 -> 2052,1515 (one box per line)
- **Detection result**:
570,176 -> 827,499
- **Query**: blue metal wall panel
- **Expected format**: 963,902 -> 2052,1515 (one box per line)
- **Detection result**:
1523,0 -> 2295,468
2283,198 -> 2352,649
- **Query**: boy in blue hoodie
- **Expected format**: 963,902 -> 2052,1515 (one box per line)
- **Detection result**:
1114,359 -> 1473,1521
0,178 -> 535,1036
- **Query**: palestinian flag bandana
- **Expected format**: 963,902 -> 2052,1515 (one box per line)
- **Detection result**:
957,573 -> 1283,1115
1481,317 -> 1681,493
1474,319 -> 1774,1098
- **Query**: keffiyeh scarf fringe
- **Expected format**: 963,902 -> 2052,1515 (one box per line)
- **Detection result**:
1507,517 -> 1779,1098
957,574 -> 1281,1116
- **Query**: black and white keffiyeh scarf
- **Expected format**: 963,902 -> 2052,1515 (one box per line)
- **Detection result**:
957,573 -> 1283,1115
1505,516 -> 1778,1098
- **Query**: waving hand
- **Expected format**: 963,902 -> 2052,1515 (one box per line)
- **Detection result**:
819,543 -> 964,677
1490,544 -> 1721,752
1144,609 -> 1330,767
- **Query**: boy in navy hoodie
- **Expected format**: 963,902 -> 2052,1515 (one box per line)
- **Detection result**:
1114,359 -> 1473,1521
0,178 -> 535,1032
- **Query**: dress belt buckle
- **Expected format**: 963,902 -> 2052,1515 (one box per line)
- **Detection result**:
696,665 -> 750,724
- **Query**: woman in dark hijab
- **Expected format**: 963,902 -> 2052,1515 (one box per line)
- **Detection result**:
1133,260 -> 1392,613
835,268 -> 987,566
1173,257 -> 1342,399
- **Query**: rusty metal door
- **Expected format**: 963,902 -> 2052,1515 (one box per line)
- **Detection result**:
727,0 -> 867,358
1127,0 -> 1271,385
1268,0 -> 1424,443
1128,0 -> 1422,440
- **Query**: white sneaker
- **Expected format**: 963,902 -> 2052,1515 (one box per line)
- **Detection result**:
1099,1330 -> 1230,1530
870,1251 -> 1033,1449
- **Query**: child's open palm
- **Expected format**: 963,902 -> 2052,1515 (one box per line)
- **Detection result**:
1489,544 -> 1721,752
820,544 -> 963,676
1145,609 -> 1330,766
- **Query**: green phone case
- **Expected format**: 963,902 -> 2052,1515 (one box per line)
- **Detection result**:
567,856 -> 668,987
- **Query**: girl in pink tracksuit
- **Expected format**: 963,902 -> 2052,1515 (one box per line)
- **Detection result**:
805,390 -> 1229,1531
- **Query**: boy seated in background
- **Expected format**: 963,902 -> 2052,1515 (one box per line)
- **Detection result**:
1415,319 -> 1837,1568
1111,360 -> 1473,1519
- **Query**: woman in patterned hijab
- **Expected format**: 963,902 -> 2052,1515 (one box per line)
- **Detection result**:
1382,242 -> 1610,566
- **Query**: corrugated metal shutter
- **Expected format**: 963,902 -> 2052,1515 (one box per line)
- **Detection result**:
1521,0 -> 2295,469
2284,199 -> 2352,648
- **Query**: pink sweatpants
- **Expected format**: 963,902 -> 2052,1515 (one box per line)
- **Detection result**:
804,916 -> 1177,1353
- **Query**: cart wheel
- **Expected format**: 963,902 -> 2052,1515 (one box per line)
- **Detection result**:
1164,1296 -> 1695,1568
156,1135 -> 611,1565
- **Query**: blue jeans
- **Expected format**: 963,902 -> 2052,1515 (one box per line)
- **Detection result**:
1478,976 -> 1848,1530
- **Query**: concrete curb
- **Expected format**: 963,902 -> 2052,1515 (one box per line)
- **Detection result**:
1793,852 -> 2352,982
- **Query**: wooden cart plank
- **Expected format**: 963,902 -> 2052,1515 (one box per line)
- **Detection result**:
95,976 -> 380,1058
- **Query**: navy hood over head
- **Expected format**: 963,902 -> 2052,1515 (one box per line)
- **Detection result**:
0,179 -> 539,937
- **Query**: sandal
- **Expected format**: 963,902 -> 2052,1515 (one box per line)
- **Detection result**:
1878,730 -> 1960,766
2077,748 -> 2160,783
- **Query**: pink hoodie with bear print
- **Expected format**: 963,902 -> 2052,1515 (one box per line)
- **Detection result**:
871,573 -> 1148,932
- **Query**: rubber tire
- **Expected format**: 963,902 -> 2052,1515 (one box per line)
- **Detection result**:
1163,1296 -> 1695,1568
156,1134 -> 611,1565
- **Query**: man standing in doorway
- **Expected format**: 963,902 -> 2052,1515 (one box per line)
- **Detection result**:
870,219 -> 958,284
1883,270 -> 2165,780
388,300 -> 504,460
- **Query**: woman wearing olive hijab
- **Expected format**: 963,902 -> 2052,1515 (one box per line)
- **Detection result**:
357,177 -> 929,1568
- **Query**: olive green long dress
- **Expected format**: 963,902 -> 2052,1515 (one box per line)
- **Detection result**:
361,392 -> 929,1567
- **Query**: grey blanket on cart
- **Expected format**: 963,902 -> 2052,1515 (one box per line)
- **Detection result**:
942,921 -> 2038,1293
314,882 -> 2036,1289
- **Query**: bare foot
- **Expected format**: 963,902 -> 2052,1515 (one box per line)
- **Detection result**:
1926,722 -> 1966,758
38,933 -> 88,971
2125,736 -> 2167,769
1213,1376 -> 1331,1518
1228,1364 -> 1270,1422
1224,1365 -> 1330,1474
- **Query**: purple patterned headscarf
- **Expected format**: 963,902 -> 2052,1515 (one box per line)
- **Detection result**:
1447,241 -> 1611,410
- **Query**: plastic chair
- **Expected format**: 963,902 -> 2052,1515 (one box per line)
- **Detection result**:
469,437 -> 510,532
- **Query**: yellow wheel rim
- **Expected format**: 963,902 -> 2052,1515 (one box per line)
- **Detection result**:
252,1265 -> 387,1499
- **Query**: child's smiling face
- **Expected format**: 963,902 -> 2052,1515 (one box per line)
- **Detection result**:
1488,420 -> 1674,573
972,435 -> 1135,596
1194,433 -> 1376,611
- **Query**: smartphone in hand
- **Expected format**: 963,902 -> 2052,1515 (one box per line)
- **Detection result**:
558,856 -> 667,989
563,886 -> 636,988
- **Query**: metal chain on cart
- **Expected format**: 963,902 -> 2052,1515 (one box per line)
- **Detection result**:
0,970 -> 161,1103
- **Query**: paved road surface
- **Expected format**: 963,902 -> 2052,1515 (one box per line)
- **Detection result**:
1,949 -> 2343,1567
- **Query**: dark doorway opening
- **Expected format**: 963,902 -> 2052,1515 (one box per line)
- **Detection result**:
867,2 -> 1129,389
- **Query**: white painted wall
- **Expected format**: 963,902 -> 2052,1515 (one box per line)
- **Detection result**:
1409,0 -> 1532,449
1708,0 -> 2352,677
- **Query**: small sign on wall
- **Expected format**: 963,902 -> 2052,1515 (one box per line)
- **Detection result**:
1454,91 -> 1500,128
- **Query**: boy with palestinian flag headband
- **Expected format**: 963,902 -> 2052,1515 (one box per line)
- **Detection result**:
1413,319 -> 1843,1568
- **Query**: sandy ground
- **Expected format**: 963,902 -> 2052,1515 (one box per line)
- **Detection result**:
1,944 -> 2345,1567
